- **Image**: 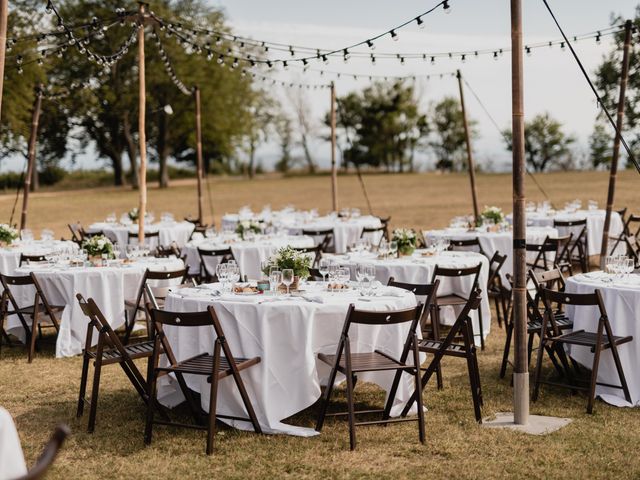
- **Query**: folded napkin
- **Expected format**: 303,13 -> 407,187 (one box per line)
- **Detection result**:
302,294 -> 325,304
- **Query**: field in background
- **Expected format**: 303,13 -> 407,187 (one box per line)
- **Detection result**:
2,170 -> 640,479
1,169 -> 639,238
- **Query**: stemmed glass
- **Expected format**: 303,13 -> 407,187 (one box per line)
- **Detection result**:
328,263 -> 339,288
282,269 -> 294,295
624,258 -> 634,282
269,269 -> 282,296
216,263 -> 229,291
228,263 -> 241,288
379,239 -> 389,259
338,267 -> 351,287
389,241 -> 398,258
318,258 -> 330,283
355,263 -> 366,289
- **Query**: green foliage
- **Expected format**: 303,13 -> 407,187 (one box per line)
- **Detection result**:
81,234 -> 115,258
0,224 -> 19,244
589,122 -> 613,169
262,246 -> 311,279
429,96 -> 477,171
503,112 -> 575,172
330,81 -> 429,172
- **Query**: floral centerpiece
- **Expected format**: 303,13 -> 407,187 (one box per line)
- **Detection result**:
128,207 -> 139,222
392,228 -> 417,256
235,220 -> 262,240
480,206 -> 505,231
82,235 -> 115,263
261,246 -> 311,290
0,224 -> 18,246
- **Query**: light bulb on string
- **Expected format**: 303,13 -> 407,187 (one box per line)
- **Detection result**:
596,32 -> 601,44
400,56 -> 405,66
283,60 -> 288,70
416,16 -> 425,29
430,56 -> 435,65
322,54 -> 329,65
560,42 -> 565,50
460,54 -> 465,63
232,58 -> 239,69
343,48 -> 350,63
493,51 -> 498,60
289,46 -> 295,56
390,29 -> 398,41
526,46 -> 531,56
45,0 -> 53,14
215,36 -> 222,46
370,54 -> 376,65
443,0 -> 451,13
17,66 -> 23,75
366,39 -> 375,50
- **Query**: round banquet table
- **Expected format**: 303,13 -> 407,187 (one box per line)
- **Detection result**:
182,234 -> 316,278
507,209 -> 623,256
0,240 -> 78,276
160,282 -> 418,436
87,221 -> 195,248
424,226 -> 558,281
565,272 -> 640,407
327,250 -> 491,345
0,407 -> 27,480
9,257 -> 184,357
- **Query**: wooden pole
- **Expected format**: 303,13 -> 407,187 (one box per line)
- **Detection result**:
600,19 -> 633,266
511,0 -> 528,425
330,82 -> 338,212
20,85 -> 43,230
194,85 -> 204,225
457,70 -> 480,222
137,2 -> 147,242
0,0 -> 9,122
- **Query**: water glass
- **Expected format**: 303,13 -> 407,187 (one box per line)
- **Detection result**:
282,269 -> 294,295
40,229 -> 54,241
355,263 -> 366,287
269,270 -> 282,295
389,241 -> 398,258
20,229 -> 34,242
318,258 -> 330,283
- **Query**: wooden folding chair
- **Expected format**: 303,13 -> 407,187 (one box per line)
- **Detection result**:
197,247 -> 238,283
625,234 -> 640,268
18,254 -> 48,267
123,267 -> 189,344
67,223 -> 84,245
0,273 -> 63,362
302,228 -> 335,254
315,304 -> 425,450
145,306 -> 262,455
430,263 -> 485,349
448,237 -> 486,257
526,234 -> 572,274
291,245 -> 323,268
128,230 -> 160,246
534,288 -> 632,413
360,226 -> 386,248
16,424 -> 70,480
154,243 -> 182,259
553,218 -> 589,273
486,251 -> 508,328
401,289 -> 484,422
75,294 -> 160,433
378,216 -> 391,242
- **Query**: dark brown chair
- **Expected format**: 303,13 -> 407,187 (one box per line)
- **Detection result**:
378,216 -> 391,242
625,234 -> 640,269
18,254 -> 47,267
526,235 -> 573,274
123,267 -> 189,344
16,424 -> 70,480
67,223 -> 84,244
197,247 -> 237,283
302,228 -> 335,254
0,273 -> 63,362
447,237 -> 486,257
534,288 -> 632,413
307,268 -> 324,281
553,218 -> 589,273
145,306 -> 262,455
127,230 -> 160,245
401,289 -> 484,422
291,245 -> 323,268
76,294 -> 159,433
387,278 -> 442,388
360,226 -> 386,247
315,304 -> 425,450
431,263 -> 485,349
154,243 -> 182,259
486,251 -> 508,328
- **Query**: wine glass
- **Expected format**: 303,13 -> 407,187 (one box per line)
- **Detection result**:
106,212 -> 116,223
339,267 -> 351,287
20,229 -> 33,243
318,258 -> 330,283
355,263 -> 366,288
40,229 -> 54,242
379,239 -> 389,259
389,240 -> 398,258
269,270 -> 282,296
282,268 -> 294,295
216,263 -> 228,290
625,258 -> 635,281
228,264 -> 240,287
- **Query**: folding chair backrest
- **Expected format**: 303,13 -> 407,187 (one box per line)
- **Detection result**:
19,254 -> 47,267
387,278 -> 439,332
360,226 -> 386,247
0,273 -> 36,311
539,288 -> 606,335
155,243 -> 181,258
197,247 -> 236,280
302,229 -> 334,252
128,230 -> 160,243
431,264 -> 482,299
448,238 -> 485,256
150,308 -> 215,328
76,294 -> 130,352
616,207 -> 628,226
17,424 -> 70,480
553,219 -> 587,250
487,251 -> 507,287
529,267 -> 566,293
291,245 -> 322,268
626,214 -> 640,237
625,234 -> 640,266
345,304 -> 423,327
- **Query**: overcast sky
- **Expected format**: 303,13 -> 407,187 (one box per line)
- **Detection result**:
206,0 -> 638,171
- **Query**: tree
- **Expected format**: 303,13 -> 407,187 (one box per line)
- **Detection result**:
274,114 -> 294,173
503,112 -> 575,172
289,88 -> 317,173
589,122 -> 613,169
330,81 -> 428,172
429,97 -> 476,172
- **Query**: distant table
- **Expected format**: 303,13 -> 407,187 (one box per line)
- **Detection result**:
0,240 -> 78,276
160,282 -> 417,436
565,272 -> 640,407
87,221 -> 195,248
10,257 -> 184,357
0,407 -> 27,480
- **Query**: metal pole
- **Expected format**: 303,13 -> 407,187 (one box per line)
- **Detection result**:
600,19 -> 633,266
0,0 -> 9,121
194,85 -> 204,225
330,82 -> 338,212
511,0 -> 528,425
20,85 -> 43,230
137,2 -> 147,242
457,70 -> 480,222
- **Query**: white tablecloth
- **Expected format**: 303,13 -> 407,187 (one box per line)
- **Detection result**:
565,273 -> 640,407
87,221 -> 195,248
160,282 -> 418,436
9,257 -> 184,357
328,250 -> 491,344
182,235 -> 316,279
0,240 -> 78,275
425,226 -> 558,281
0,407 -> 27,480
509,210 -> 623,256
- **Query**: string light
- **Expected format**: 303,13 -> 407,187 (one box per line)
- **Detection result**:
390,29 -> 398,41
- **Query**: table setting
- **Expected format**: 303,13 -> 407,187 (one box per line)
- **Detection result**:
159,277 -> 418,436
0,231 -> 78,276
565,255 -> 640,407
87,210 -> 195,248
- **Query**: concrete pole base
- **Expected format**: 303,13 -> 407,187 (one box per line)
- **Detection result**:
483,413 -> 571,435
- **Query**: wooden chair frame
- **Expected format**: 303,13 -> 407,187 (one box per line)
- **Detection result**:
553,219 -> 589,273
197,247 -> 238,283
447,237 -> 487,257
16,424 -> 70,480
302,228 -> 335,254
487,251 -> 508,329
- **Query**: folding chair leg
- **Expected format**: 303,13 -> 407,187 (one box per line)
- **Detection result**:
478,310 -> 485,351
532,338 -> 546,402
433,306 -> 443,390
28,315 -> 38,363
144,369 -> 157,446
609,341 -> 632,404
87,354 -> 103,433
315,347 -> 343,432
207,344 -> 221,455
463,323 -> 482,421
499,321 -> 514,379
587,342 -> 602,414
412,339 -> 425,443
77,353 -> 91,417
344,356 -> 356,451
